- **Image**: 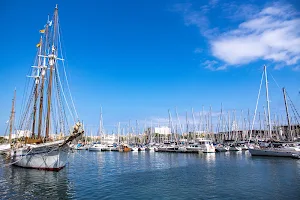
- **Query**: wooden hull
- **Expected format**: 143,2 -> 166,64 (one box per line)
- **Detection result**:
119,147 -> 131,152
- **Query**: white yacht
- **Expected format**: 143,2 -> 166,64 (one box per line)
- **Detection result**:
186,138 -> 215,153
132,147 -> 139,152
101,144 -> 114,151
228,144 -> 242,151
156,144 -> 179,152
88,143 -> 105,151
215,144 -> 229,152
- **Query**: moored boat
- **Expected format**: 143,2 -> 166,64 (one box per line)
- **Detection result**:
228,144 -> 242,151
119,144 -> 131,152
11,123 -> 84,171
215,144 -> 228,152
89,143 -> 105,151
9,5 -> 84,171
188,138 -> 215,153
249,147 -> 299,157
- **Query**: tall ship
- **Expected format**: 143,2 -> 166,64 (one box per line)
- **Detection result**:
9,5 -> 84,171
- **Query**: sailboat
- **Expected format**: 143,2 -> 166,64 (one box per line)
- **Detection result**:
0,90 -> 16,154
9,5 -> 84,171
249,66 -> 300,158
89,107 -> 105,151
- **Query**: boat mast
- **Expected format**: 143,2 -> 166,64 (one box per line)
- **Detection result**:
9,89 -> 16,146
264,65 -> 272,139
192,108 -> 196,141
282,87 -> 292,141
185,111 -> 189,144
221,103 -> 224,140
31,36 -> 43,138
99,107 -> 103,141
37,21 -> 50,138
201,105 -> 204,135
45,5 -> 58,139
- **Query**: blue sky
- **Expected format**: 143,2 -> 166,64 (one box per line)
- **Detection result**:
0,0 -> 300,135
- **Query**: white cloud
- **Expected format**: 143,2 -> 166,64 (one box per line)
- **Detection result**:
201,60 -> 228,71
292,65 -> 300,71
211,3 -> 300,67
194,48 -> 203,54
202,60 -> 217,70
175,2 -> 300,70
172,3 -> 211,37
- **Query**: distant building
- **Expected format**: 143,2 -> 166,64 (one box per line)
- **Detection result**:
154,126 -> 171,135
4,130 -> 31,140
101,134 -> 118,144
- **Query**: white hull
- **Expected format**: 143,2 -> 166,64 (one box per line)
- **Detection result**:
110,147 -> 119,151
101,145 -> 114,151
249,148 -> 298,157
101,147 -> 112,151
132,147 -> 139,152
77,146 -> 88,150
88,144 -> 105,151
188,144 -> 215,153
216,147 -> 228,152
156,146 -> 179,152
88,147 -> 102,151
0,144 -> 10,153
11,141 -> 69,171
145,147 -> 155,152
229,146 -> 242,151
186,147 -> 202,152
202,146 -> 216,153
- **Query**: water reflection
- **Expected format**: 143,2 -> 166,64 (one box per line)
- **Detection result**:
1,150 -> 300,200
0,156 -> 72,199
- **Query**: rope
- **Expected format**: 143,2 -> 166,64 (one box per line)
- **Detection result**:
1,148 -> 33,168
286,92 -> 300,123
54,68 -> 66,134
270,73 -> 281,90
57,19 -> 79,121
54,62 -> 76,124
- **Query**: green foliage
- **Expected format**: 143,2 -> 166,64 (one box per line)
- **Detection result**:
0,136 -> 6,144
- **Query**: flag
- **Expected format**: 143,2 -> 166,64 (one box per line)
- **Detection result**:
48,20 -> 53,27
36,43 -> 41,48
39,29 -> 45,33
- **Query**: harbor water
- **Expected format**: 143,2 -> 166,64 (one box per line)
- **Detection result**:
1,151 -> 300,199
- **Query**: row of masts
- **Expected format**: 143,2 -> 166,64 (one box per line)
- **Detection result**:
86,108 -> 298,145
7,62 -> 298,145
84,66 -> 297,143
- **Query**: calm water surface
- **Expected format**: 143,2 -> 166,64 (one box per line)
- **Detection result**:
1,151 -> 300,199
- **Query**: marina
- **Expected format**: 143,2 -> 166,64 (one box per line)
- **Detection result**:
1,151 -> 300,199
1,1 -> 300,199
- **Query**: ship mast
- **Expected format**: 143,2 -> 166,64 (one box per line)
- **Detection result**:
282,87 -> 292,141
264,65 -> 272,139
31,36 -> 43,138
37,22 -> 50,138
45,5 -> 58,139
9,89 -> 16,146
